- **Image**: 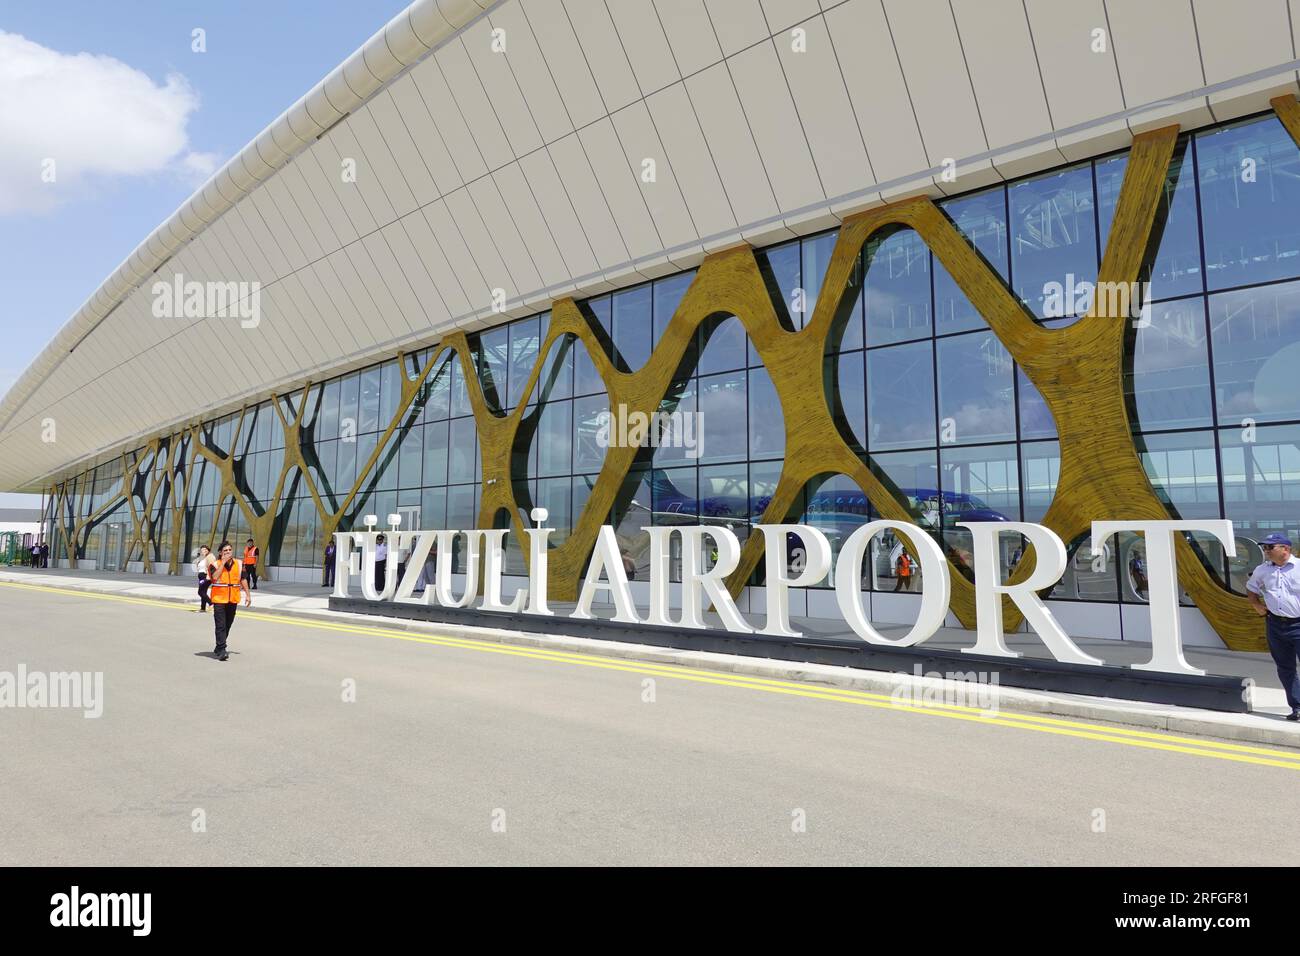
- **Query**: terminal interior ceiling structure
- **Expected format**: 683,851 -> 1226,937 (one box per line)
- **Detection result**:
7,0 -> 1300,652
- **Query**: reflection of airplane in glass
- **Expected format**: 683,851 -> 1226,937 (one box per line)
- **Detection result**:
639,473 -> 1011,537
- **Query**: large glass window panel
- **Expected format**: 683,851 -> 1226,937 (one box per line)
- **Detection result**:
868,449 -> 939,531
756,240 -> 801,330
353,433 -> 378,494
574,298 -> 611,396
865,449 -> 939,590
699,314 -> 747,375
800,474 -> 872,588
1209,279 -> 1300,424
1138,430 -> 1222,519
315,440 -> 338,499
1220,423 -> 1300,593
1019,440 -> 1060,523
449,355 -> 473,418
445,484 -> 478,573
864,228 -> 931,345
421,486 -> 447,530
379,361 -> 401,427
478,326 -> 510,413
833,350 -> 866,450
573,395 -> 609,474
536,477 -> 573,546
424,356 -> 451,422
936,330 -> 1015,444
613,284 -> 652,371
934,187 -> 1009,334
335,438 -> 357,499
698,463 -> 750,540
1125,298 -> 1213,430
747,366 -> 783,461
697,369 -> 747,464
654,377 -> 696,467
652,271 -> 694,346
801,230 -> 838,324
1096,139 -> 1202,300
941,444 -> 1021,581
605,468 -> 653,577
1009,163 -> 1098,319
422,420 -> 449,487
507,317 -> 541,411
337,374 -> 360,439
535,400 -> 572,478
534,333 -> 575,404
359,367 -> 382,433
867,340 -> 936,450
448,417 -> 479,484
1197,114 -> 1300,291
398,423 -> 423,489
652,466 -> 697,522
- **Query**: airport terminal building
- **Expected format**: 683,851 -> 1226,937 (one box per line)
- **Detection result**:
5,0 -> 1300,653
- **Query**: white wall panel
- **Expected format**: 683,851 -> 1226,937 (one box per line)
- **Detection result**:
422,200 -> 492,308
607,0 -> 681,96
654,0 -> 724,77
610,100 -> 700,252
563,0 -> 642,114
685,62 -> 779,225
461,15 -> 544,157
386,75 -> 464,196
826,0 -> 929,193
491,164 -> 570,287
467,176 -> 544,293
408,54 -> 489,182
579,118 -> 664,261
729,41 -> 825,211
437,38 -> 515,170
547,133 -> 631,269
366,90 -> 440,209
486,2 -> 573,143
776,14 -> 872,201
400,210 -> 473,316
1198,0 -> 1298,120
1105,0 -> 1211,131
520,0 -> 607,128
518,148 -> 601,279
704,0 -> 769,57
347,106 -> 419,220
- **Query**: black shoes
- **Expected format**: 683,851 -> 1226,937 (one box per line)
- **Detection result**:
1286,711 -> 1299,722
218,652 -> 229,661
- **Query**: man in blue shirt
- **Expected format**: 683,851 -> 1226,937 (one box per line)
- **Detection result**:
1246,532 -> 1300,721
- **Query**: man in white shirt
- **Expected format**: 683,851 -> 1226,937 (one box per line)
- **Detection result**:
1246,532 -> 1300,721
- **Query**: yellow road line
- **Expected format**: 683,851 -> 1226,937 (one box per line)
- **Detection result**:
5,578 -> 1298,770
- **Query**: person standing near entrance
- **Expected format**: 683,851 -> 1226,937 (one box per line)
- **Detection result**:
208,541 -> 250,661
1246,533 -> 1300,721
193,545 -> 213,612
894,551 -> 914,592
323,539 -> 337,588
242,539 -> 260,591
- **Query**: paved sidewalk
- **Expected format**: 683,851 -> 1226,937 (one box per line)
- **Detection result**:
3,564 -> 1298,748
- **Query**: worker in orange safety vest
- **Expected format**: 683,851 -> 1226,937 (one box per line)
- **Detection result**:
207,540 -> 251,661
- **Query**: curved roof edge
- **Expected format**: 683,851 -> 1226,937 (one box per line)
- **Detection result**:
0,0 -> 499,435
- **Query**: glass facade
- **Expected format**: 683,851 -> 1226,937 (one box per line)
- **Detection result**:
45,111 -> 1300,609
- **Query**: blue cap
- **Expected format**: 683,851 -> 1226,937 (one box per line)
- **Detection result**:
1262,533 -> 1293,547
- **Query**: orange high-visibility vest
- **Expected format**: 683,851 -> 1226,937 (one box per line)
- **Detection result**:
898,554 -> 913,577
243,545 -> 258,567
209,560 -> 243,604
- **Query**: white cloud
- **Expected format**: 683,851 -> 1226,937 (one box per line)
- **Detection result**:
0,31 -> 218,215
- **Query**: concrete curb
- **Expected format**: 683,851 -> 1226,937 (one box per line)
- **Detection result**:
7,571 -> 1300,750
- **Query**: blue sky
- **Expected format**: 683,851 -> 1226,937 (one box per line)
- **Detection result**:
0,0 -> 412,506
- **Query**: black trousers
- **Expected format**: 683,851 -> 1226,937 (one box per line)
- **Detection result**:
212,603 -> 237,654
324,561 -> 335,588
375,559 -> 386,592
198,574 -> 210,611
243,565 -> 258,589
